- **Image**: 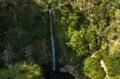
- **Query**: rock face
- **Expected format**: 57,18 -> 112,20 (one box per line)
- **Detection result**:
60,65 -> 75,74
25,44 -> 35,63
2,43 -> 14,67
100,60 -> 108,78
42,63 -> 75,79
60,65 -> 89,79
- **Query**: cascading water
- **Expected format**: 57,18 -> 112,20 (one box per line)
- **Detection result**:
42,5 -> 75,79
49,8 -> 56,71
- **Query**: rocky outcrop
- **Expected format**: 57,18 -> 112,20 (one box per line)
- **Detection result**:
60,65 -> 88,79
25,44 -> 35,63
2,43 -> 14,67
60,65 -> 75,75
100,60 -> 108,79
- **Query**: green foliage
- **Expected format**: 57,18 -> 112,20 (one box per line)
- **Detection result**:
107,76 -> 120,79
0,61 -> 42,79
60,4 -> 81,31
104,57 -> 120,77
0,0 -> 120,78
0,0 -> 49,64
32,39 -> 51,65
60,4 -> 90,58
0,59 -> 5,69
67,30 -> 89,57
83,57 -> 105,79
95,48 -> 108,59
109,39 -> 120,58
0,0 -> 48,51
0,1 -> 10,51
85,29 -> 99,52
59,2 -> 118,78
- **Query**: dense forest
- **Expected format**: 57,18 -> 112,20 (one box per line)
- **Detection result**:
0,0 -> 120,79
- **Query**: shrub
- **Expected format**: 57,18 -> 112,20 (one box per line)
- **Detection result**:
0,61 -> 42,79
83,57 -> 105,79
104,57 -> 120,77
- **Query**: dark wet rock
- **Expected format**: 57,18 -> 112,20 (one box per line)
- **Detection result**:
41,63 -> 75,79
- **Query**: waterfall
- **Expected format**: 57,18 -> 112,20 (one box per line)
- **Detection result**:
49,9 -> 56,71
